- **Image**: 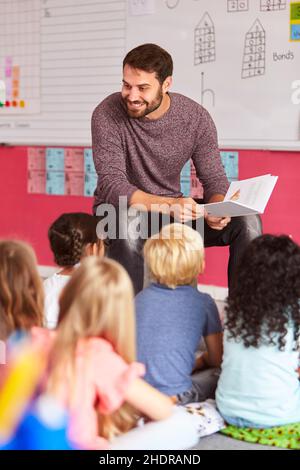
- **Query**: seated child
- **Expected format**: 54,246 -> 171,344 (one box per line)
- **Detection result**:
0,240 -> 44,340
135,223 -> 223,405
44,212 -> 104,328
43,257 -> 198,450
216,234 -> 300,428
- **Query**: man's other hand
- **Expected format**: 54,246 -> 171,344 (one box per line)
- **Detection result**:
204,213 -> 231,230
171,197 -> 204,222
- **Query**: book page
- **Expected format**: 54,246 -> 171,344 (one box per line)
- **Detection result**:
204,200 -> 259,218
204,174 -> 278,217
224,175 -> 277,212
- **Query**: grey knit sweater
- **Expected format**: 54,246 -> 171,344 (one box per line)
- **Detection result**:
92,92 -> 229,208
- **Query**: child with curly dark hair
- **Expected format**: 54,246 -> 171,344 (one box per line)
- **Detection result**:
44,213 -> 104,329
216,234 -> 300,428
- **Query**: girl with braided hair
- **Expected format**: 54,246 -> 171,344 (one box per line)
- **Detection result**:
44,213 -> 104,329
216,234 -> 300,428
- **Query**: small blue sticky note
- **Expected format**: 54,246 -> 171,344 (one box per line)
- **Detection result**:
220,151 -> 239,182
46,148 -> 65,171
291,23 -> 300,40
181,160 -> 191,178
180,177 -> 191,197
46,171 -> 65,195
84,148 -> 96,173
84,172 -> 98,197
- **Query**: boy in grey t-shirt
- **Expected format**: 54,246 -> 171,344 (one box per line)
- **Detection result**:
135,223 -> 223,404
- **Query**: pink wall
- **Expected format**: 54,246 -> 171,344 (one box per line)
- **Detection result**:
1,146 -> 300,287
201,150 -> 300,286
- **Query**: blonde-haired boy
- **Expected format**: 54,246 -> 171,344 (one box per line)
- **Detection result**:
135,223 -> 223,404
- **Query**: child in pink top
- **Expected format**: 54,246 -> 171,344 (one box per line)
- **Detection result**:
58,336 -> 145,449
43,257 -> 198,450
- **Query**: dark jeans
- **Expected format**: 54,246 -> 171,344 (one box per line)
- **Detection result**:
176,368 -> 221,405
95,204 -> 262,295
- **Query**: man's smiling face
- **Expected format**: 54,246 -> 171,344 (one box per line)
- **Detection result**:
121,65 -> 165,119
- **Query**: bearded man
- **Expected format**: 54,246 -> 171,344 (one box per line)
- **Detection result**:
92,43 -> 261,294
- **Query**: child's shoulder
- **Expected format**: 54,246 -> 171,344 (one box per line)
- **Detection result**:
192,289 -> 220,316
43,272 -> 70,290
135,283 -> 167,302
76,337 -> 145,378
76,337 -> 126,366
195,289 -> 216,304
179,286 -> 216,304
136,284 -> 217,311
77,336 -> 113,355
30,326 -> 56,351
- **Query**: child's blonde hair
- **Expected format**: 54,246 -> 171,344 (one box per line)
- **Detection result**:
144,223 -> 204,289
48,256 -> 138,440
0,240 -> 44,339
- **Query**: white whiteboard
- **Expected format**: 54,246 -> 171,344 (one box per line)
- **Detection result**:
127,0 -> 300,150
0,0 -> 126,145
0,0 -> 299,149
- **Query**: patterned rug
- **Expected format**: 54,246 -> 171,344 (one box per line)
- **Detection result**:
221,422 -> 300,449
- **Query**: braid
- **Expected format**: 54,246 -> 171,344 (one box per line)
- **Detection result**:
48,213 -> 100,267
50,227 -> 83,266
70,228 -> 84,264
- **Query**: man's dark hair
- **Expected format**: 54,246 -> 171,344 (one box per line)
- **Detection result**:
123,43 -> 173,84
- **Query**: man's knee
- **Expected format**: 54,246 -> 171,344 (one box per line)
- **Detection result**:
229,214 -> 262,242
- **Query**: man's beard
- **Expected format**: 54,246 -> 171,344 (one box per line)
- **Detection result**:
123,88 -> 163,118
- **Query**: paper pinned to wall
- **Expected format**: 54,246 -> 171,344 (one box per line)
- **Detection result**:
65,172 -> 84,196
129,0 -> 155,16
220,151 -> 239,182
28,171 -> 46,194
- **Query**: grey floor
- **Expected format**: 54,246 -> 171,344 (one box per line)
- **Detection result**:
192,432 -> 283,450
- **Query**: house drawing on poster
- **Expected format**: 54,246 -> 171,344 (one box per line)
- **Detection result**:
242,19 -> 266,78
194,12 -> 216,65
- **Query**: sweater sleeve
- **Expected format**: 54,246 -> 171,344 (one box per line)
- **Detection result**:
91,105 -> 138,207
191,108 -> 229,202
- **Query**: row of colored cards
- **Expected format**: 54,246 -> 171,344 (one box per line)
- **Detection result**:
28,148 -> 238,198
27,147 -> 97,197
180,151 -> 239,198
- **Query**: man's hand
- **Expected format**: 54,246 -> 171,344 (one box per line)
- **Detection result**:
171,197 -> 204,222
204,214 -> 231,230
205,193 -> 231,230
130,190 -> 204,222
130,190 -> 206,222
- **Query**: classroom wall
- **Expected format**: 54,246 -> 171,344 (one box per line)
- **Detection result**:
2,0 -> 299,150
201,149 -> 300,286
1,146 -> 299,288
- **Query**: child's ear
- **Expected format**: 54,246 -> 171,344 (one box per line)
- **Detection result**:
91,241 -> 105,257
83,241 -> 105,257
96,240 -> 105,257
83,243 -> 93,257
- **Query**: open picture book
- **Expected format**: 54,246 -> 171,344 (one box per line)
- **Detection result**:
204,174 -> 278,217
